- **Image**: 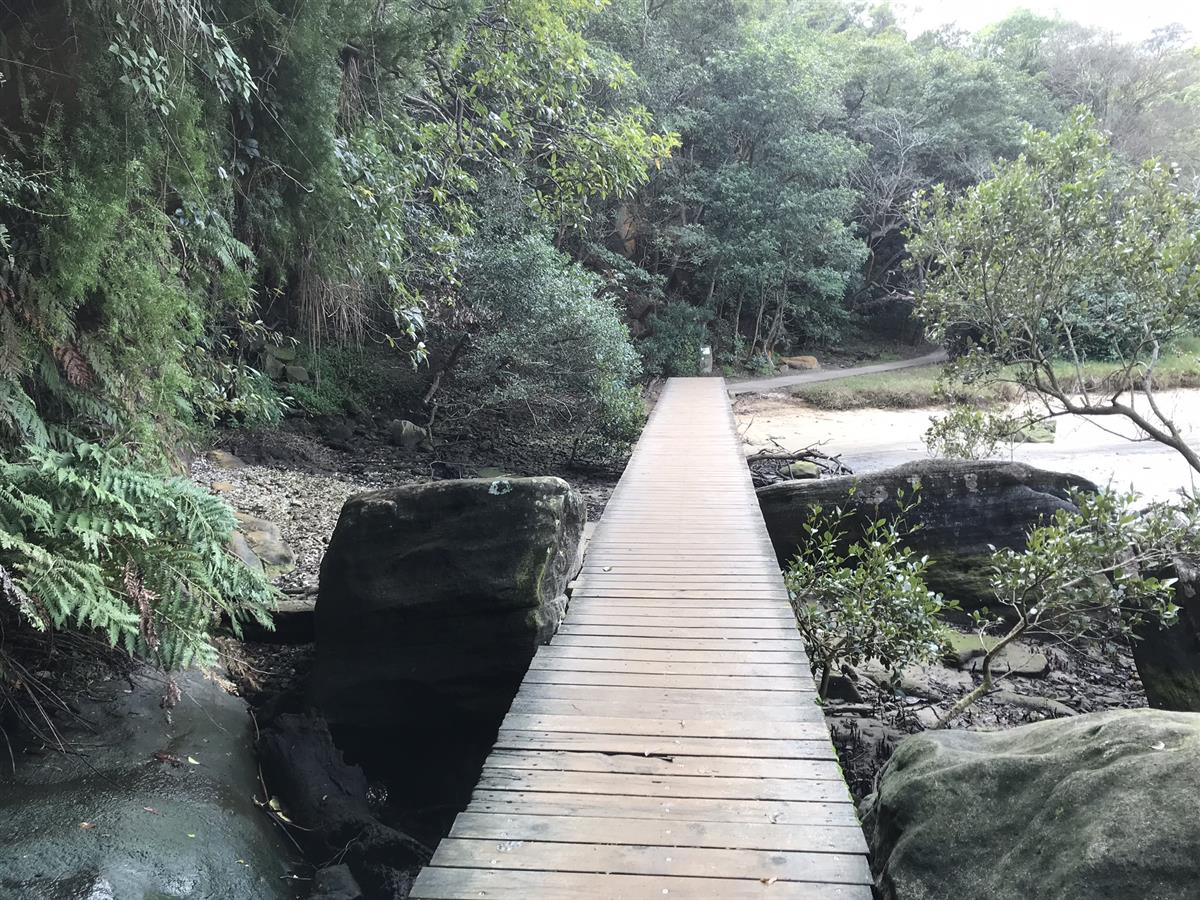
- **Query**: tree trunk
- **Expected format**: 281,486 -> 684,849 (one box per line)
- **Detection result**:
938,620 -> 1027,727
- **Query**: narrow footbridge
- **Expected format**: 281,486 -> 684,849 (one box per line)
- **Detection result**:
411,378 -> 870,899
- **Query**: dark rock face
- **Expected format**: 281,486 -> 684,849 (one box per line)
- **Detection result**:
313,476 -> 585,824
1134,558 -> 1200,712
757,459 -> 1097,608
257,713 -> 422,898
0,670 -> 298,899
309,865 -> 364,900
863,709 -> 1200,900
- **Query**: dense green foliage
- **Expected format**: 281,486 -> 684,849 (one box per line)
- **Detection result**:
3,0 -> 1199,671
943,490 -> 1199,723
910,113 -> 1200,472
0,0 -> 670,670
581,2 -> 1200,367
0,435 -> 274,670
444,230 -> 643,445
784,491 -> 951,699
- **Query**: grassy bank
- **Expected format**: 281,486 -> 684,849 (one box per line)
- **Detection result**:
792,339 -> 1200,411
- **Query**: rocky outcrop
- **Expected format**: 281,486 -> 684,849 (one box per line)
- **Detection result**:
258,713 -> 425,898
313,476 -> 585,813
388,418 -> 429,450
864,709 -> 1200,900
758,460 -> 1097,608
782,355 -> 820,370
204,448 -> 246,470
0,670 -> 297,899
1134,558 -> 1200,712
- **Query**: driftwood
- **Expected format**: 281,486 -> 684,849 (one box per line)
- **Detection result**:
746,445 -> 853,488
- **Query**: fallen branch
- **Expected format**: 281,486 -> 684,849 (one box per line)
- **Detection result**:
747,445 -> 853,487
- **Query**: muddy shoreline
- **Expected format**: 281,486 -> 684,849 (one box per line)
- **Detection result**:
734,388 -> 1200,503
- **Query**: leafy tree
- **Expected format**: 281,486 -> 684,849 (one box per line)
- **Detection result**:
910,113 -> 1200,473
980,14 -> 1200,176
442,230 -> 643,451
924,405 -> 1020,461
784,491 -> 951,700
834,17 -> 1059,300
640,303 -> 710,377
942,490 -> 1199,724
590,1 -> 864,361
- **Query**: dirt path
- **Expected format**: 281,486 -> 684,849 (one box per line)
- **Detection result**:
726,349 -> 947,395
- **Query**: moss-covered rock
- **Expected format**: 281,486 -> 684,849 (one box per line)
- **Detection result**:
786,459 -> 822,479
314,476 -> 585,743
864,709 -> 1200,900
1009,420 -> 1057,444
233,512 -> 296,577
941,632 -> 1049,677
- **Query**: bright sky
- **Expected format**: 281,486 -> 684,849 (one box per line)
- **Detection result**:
896,0 -> 1200,43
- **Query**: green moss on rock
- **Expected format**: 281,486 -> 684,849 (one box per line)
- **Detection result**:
864,709 -> 1200,900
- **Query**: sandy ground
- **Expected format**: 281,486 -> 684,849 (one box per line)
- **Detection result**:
734,388 -> 1200,502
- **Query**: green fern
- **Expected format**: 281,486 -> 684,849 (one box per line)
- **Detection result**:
0,432 -> 276,670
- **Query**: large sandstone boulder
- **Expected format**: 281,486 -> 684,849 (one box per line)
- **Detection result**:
757,460 -> 1097,608
864,709 -> 1200,900
314,475 -> 585,745
0,670 -> 297,899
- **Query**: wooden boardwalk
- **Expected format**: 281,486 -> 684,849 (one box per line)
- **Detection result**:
410,378 -> 870,899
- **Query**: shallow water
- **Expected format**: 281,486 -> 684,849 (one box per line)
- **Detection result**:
736,388 -> 1200,503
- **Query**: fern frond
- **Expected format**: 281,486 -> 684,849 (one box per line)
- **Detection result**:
1,427 -> 276,670
0,377 -> 49,446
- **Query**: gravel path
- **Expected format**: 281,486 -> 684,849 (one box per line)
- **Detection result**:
726,349 -> 947,395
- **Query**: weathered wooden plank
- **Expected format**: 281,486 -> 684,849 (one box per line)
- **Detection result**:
516,682 -> 815,707
476,769 -> 854,803
507,698 -> 825,723
572,582 -> 788,593
527,655 -> 804,677
427,838 -> 872,885
551,635 -> 807,651
522,669 -> 813,691
497,713 -> 829,740
533,645 -> 810,663
483,749 -> 842,780
567,597 -> 790,610
465,790 -> 859,826
580,571 -> 777,578
573,582 -> 786,592
448,812 -> 868,854
491,730 -> 835,759
558,624 -> 798,640
411,867 -> 874,900
565,607 -> 795,621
